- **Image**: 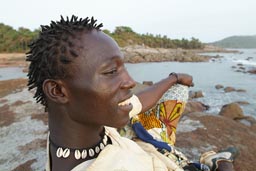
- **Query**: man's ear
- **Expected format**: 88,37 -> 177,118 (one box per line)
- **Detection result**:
43,79 -> 69,104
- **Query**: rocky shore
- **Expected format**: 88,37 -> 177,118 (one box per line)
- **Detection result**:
0,45 -> 238,68
0,78 -> 255,170
122,45 -> 238,63
0,48 -> 255,170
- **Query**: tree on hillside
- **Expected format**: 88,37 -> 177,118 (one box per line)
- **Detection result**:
0,23 -> 204,52
0,23 -> 39,52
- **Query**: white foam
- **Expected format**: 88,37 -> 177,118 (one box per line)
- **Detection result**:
233,59 -> 256,66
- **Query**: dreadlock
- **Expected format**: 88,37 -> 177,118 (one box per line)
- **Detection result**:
26,15 -> 103,106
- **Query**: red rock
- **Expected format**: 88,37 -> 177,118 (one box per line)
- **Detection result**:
219,102 -> 244,119
224,86 -> 236,92
184,101 -> 209,114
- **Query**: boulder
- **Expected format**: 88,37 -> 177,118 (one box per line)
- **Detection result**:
184,101 -> 209,114
247,68 -> 256,74
215,84 -> 224,89
189,90 -> 204,99
176,112 -> 256,171
236,89 -> 246,92
234,116 -> 256,127
234,101 -> 249,105
218,102 -> 244,119
142,81 -> 153,86
224,86 -> 236,92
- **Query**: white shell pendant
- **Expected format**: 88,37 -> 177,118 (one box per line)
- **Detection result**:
95,146 -> 100,153
62,148 -> 70,158
81,150 -> 87,159
103,135 -> 108,145
89,148 -> 94,157
100,143 -> 105,150
56,148 -> 63,158
75,150 -> 81,160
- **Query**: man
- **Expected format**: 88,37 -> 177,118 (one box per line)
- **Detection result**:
26,15 -> 236,171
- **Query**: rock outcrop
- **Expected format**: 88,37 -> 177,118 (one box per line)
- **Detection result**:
121,46 -> 212,63
219,102 -> 245,119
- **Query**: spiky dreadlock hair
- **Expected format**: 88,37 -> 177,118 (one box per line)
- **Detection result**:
26,15 -> 103,106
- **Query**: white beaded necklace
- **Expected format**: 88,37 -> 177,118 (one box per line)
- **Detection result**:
50,131 -> 111,160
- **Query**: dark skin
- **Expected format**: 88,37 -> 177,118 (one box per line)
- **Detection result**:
43,30 -> 193,171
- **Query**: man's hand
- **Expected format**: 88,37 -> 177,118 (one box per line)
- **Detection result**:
176,73 -> 194,87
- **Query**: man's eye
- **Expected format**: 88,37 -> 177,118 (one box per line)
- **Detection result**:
103,69 -> 117,75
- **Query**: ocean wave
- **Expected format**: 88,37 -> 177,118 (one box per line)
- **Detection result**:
232,59 -> 256,66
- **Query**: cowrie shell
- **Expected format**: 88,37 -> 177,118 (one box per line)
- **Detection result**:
89,148 -> 94,157
75,150 -> 81,160
56,148 -> 63,158
103,135 -> 108,145
100,143 -> 105,150
81,150 -> 87,159
63,148 -> 70,158
95,146 -> 100,153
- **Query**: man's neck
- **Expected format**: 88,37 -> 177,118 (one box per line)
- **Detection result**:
48,110 -> 104,149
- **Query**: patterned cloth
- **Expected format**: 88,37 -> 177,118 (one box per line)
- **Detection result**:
119,84 -> 210,171
120,84 -> 189,145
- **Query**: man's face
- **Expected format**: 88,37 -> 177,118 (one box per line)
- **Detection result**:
63,30 -> 136,128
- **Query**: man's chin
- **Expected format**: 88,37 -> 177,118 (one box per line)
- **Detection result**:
109,118 -> 130,129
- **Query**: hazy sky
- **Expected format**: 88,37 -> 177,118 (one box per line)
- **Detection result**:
0,0 -> 255,43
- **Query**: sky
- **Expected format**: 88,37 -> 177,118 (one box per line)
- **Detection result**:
0,0 -> 255,43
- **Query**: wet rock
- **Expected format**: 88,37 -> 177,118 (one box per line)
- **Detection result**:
239,66 -> 246,70
131,82 -> 149,93
236,89 -> 246,92
215,84 -> 224,89
224,86 -> 236,92
0,78 -> 28,98
218,102 -> 244,119
142,81 -> 153,86
246,57 -> 253,60
0,104 -> 16,127
176,112 -> 256,171
189,90 -> 204,98
234,116 -> 256,127
234,101 -> 250,105
12,159 -> 37,171
184,101 -> 209,114
247,68 -> 256,74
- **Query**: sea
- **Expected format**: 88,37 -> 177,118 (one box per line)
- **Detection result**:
126,49 -> 256,118
0,49 -> 255,118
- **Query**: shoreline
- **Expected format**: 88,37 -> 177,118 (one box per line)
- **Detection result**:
1,48 -> 256,170
0,46 -> 238,68
0,81 -> 255,170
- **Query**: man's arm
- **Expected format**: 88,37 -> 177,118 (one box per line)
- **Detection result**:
135,73 -> 193,113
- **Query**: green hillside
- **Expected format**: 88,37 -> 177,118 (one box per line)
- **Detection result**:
0,23 -> 204,53
210,35 -> 256,48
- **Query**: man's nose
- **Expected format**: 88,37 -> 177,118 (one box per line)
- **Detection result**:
121,73 -> 136,89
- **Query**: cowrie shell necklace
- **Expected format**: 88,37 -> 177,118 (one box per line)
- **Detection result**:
50,130 -> 111,160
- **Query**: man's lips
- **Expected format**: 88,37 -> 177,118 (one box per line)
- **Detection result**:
118,96 -> 133,107
118,95 -> 142,117
117,96 -> 133,113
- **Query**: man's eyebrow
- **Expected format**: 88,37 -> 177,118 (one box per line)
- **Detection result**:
100,56 -> 123,68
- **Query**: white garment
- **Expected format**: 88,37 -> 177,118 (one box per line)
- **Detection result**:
46,127 -> 184,171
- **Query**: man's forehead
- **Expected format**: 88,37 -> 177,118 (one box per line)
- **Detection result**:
77,31 -> 121,57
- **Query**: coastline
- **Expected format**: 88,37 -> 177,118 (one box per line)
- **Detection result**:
0,45 -> 238,68
0,48 -> 256,170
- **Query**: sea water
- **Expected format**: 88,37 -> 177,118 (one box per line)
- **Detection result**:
126,49 -> 256,118
0,49 -> 255,117
0,67 -> 27,81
